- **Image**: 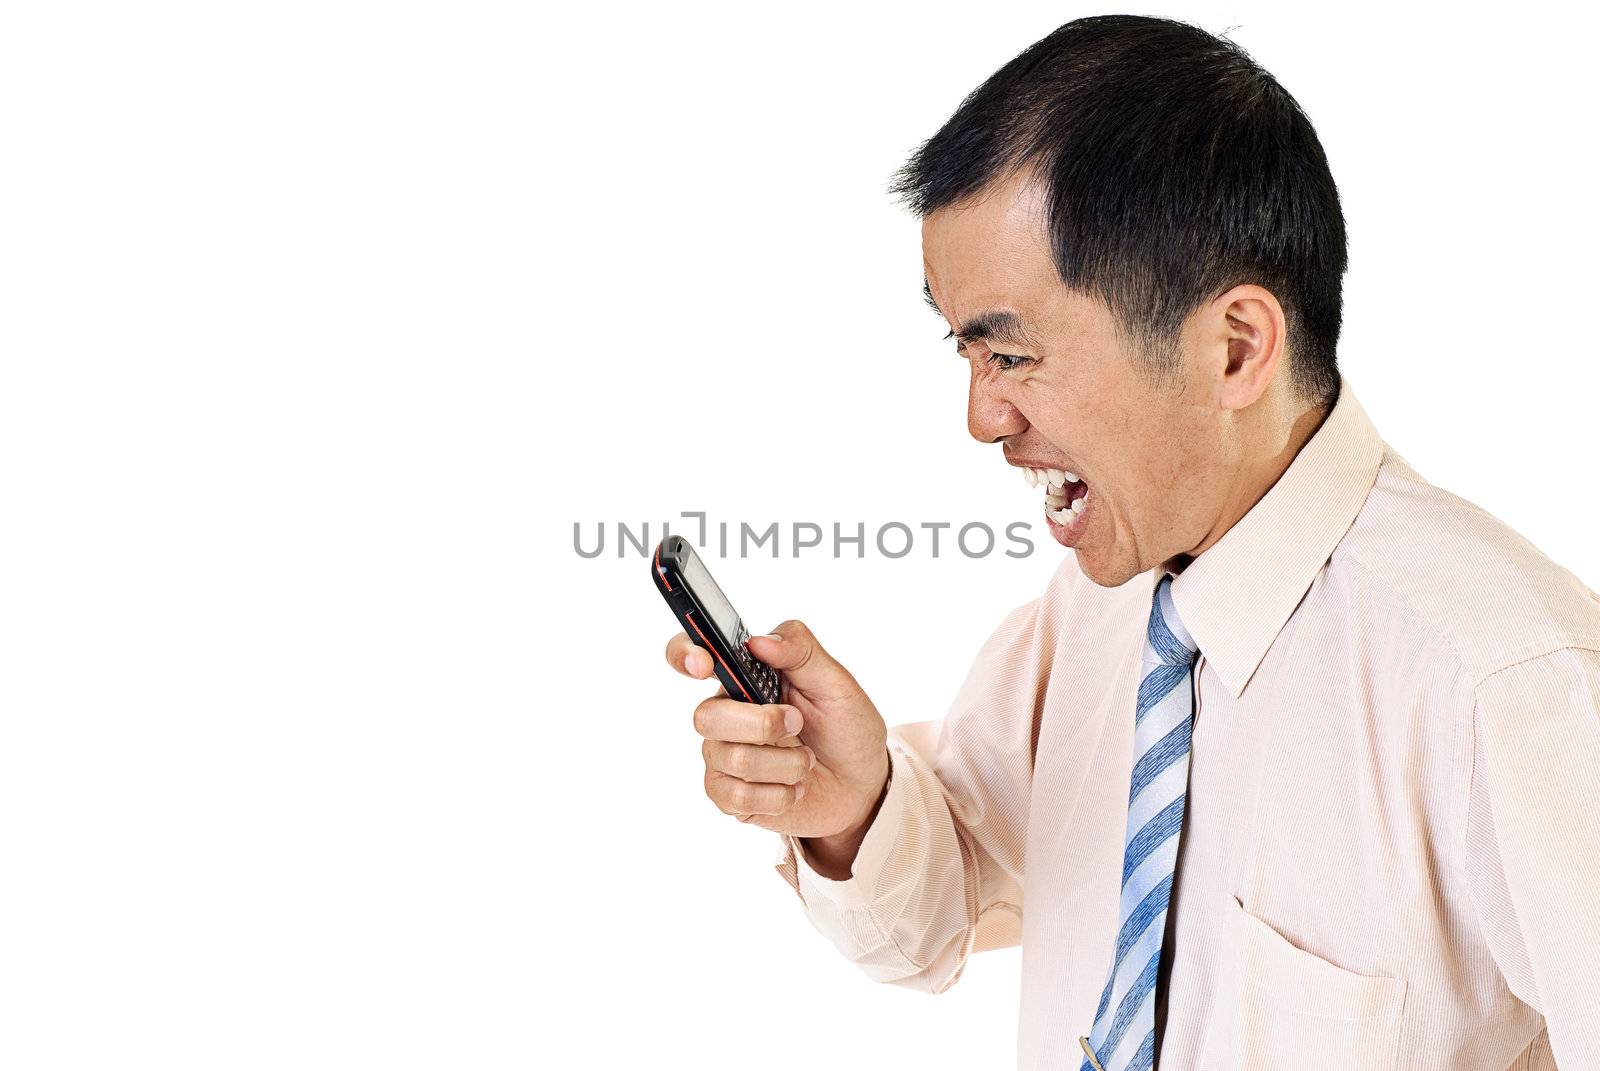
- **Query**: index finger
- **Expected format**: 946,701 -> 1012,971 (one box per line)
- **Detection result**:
665,632 -> 714,679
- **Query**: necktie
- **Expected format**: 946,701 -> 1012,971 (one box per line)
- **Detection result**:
1079,573 -> 1199,1071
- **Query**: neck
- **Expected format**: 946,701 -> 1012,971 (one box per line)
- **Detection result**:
1163,395 -> 1333,574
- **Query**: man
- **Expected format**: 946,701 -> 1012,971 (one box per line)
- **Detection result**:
663,14 -> 1600,1069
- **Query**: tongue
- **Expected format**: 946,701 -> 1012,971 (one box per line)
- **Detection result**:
1062,480 -> 1088,505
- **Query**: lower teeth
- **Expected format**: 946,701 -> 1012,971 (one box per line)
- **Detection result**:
1048,485 -> 1087,526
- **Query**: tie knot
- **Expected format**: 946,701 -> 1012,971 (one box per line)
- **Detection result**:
1148,574 -> 1199,667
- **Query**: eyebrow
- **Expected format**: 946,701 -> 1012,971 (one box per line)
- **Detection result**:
923,277 -> 1039,350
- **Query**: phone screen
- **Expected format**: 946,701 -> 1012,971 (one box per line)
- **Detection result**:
681,549 -> 742,640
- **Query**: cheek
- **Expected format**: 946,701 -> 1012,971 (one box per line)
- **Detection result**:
1013,377 -> 1078,432
1103,446 -> 1169,520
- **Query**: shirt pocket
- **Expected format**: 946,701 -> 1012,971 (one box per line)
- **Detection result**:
1230,896 -> 1408,1070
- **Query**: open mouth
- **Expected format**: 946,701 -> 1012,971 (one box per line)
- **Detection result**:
1022,466 -> 1089,527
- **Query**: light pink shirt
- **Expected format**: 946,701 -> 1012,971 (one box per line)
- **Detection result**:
771,373 -> 1600,1069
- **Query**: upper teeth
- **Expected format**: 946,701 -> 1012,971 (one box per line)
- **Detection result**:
1025,467 -> 1080,489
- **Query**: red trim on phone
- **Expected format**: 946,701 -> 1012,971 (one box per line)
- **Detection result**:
655,543 -> 673,591
685,610 -> 755,703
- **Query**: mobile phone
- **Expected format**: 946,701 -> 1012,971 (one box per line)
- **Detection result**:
652,535 -> 782,706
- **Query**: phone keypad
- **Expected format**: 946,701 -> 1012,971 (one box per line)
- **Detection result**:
733,624 -> 781,703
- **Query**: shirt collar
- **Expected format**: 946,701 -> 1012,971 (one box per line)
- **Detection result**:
1151,372 -> 1385,699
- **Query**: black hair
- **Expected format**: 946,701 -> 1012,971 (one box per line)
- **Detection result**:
889,14 -> 1345,408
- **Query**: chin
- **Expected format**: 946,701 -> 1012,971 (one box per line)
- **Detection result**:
1074,550 -> 1140,590
1077,559 -> 1120,588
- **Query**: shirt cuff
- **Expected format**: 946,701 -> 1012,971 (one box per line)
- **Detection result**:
783,744 -> 907,910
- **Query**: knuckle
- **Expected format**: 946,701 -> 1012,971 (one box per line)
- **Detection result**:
778,621 -> 823,672
723,745 -> 749,779
728,780 -> 758,813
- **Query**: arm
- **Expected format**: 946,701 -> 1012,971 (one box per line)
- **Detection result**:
1465,645 -> 1600,1066
771,596 -> 1044,993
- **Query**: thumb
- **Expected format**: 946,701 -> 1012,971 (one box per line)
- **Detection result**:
745,619 -> 864,702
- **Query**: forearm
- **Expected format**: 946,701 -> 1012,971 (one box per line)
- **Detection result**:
782,737 -> 987,991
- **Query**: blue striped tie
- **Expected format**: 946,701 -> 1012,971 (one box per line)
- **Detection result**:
1079,573 -> 1199,1071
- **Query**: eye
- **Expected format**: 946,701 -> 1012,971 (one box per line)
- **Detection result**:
955,342 -> 1034,371
983,350 -> 1033,371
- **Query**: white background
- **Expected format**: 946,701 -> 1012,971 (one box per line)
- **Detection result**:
3,1 -> 1597,1068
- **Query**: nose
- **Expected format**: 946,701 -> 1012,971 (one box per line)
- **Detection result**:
966,362 -> 1028,444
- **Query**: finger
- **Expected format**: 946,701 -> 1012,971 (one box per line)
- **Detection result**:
665,633 -> 714,679
703,739 -> 816,785
706,770 -> 806,817
744,620 -> 863,700
692,695 -> 803,744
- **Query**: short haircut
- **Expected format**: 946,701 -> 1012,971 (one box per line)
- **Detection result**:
890,14 -> 1345,407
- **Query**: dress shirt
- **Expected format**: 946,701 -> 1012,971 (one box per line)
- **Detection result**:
770,372 -> 1600,1069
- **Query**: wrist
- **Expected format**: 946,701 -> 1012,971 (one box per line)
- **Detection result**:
801,748 -> 892,878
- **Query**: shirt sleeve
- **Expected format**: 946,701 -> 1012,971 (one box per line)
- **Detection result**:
770,594 -> 1047,994
1465,644 -> 1600,1067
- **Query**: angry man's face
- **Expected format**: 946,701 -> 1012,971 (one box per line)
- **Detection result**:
922,163 -> 1304,587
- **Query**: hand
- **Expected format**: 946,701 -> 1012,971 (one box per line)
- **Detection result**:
665,619 -> 890,839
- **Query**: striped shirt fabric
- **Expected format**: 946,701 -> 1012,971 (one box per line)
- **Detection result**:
770,372 -> 1600,1069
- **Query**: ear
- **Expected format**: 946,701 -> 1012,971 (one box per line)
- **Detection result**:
1211,284 -> 1286,411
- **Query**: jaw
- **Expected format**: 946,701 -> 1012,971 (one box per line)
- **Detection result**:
1068,500 -> 1148,589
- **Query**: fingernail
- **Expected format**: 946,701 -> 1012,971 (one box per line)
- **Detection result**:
784,707 -> 803,735
806,747 -> 816,769
794,783 -> 806,801
764,633 -> 783,643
